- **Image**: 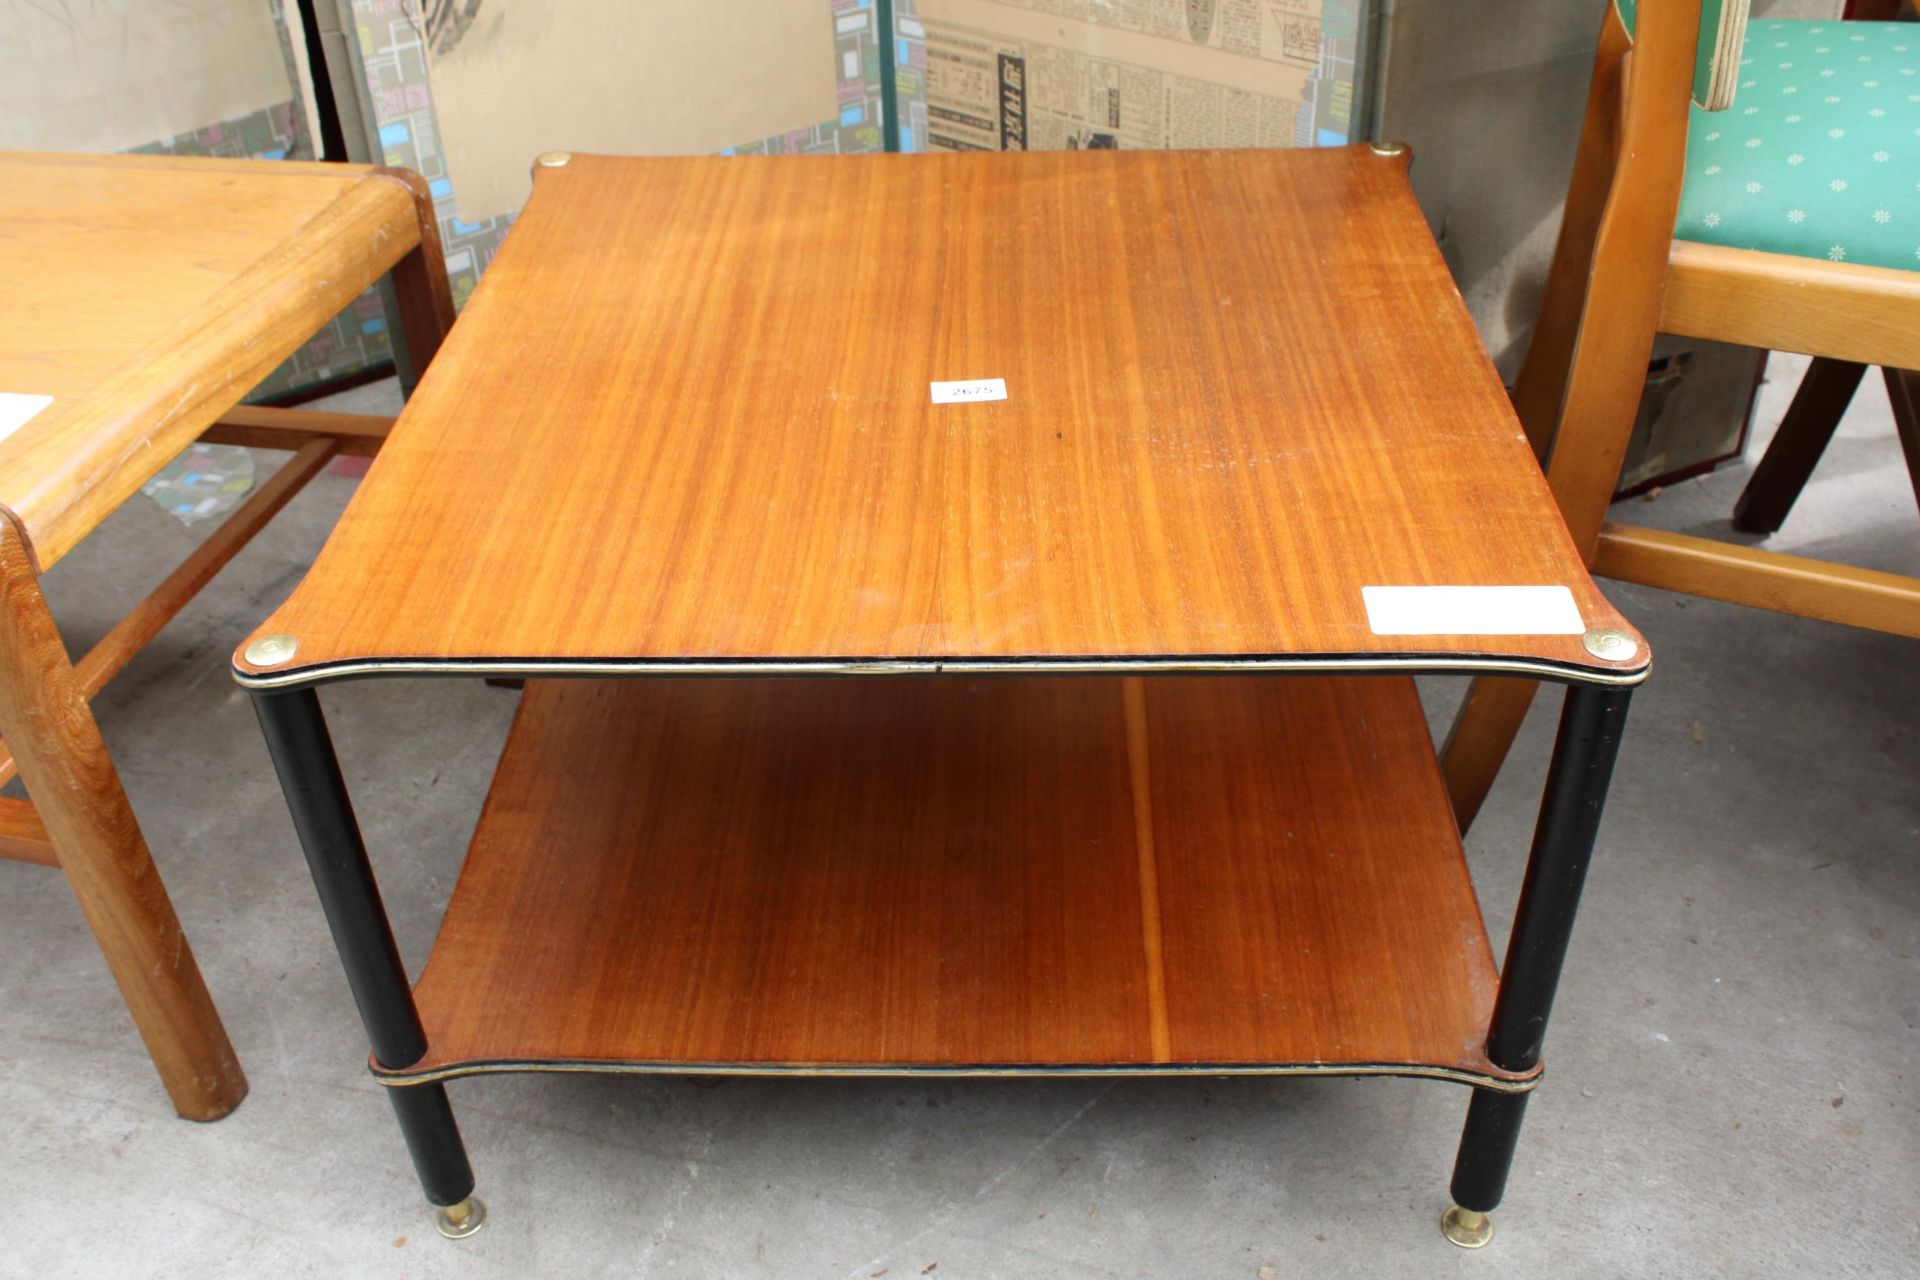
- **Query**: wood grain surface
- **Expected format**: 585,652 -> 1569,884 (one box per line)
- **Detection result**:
1661,240 -> 1920,373
201,405 -> 396,458
391,675 -> 1521,1085
1594,521 -> 1920,638
0,795 -> 55,866
240,147 -> 1642,685
0,151 -> 444,569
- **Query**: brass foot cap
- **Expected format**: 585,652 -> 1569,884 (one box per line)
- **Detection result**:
434,1196 -> 488,1240
1441,1205 -> 1494,1249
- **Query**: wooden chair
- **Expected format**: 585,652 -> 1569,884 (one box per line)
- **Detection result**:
1732,1 -> 1917,537
0,152 -> 453,1119
1441,0 -> 1920,829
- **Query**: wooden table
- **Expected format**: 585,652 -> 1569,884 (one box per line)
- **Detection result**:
237,146 -> 1648,1246
0,151 -> 452,1120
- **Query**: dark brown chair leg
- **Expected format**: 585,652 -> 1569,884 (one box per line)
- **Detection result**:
1884,367 -> 1920,522
1732,358 -> 1866,534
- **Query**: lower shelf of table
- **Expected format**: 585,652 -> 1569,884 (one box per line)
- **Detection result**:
381,675 -> 1531,1091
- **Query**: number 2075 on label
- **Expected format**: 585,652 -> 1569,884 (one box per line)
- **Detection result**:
929,378 -> 1008,404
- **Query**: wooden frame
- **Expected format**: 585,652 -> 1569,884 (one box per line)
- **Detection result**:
0,153 -> 453,1120
1661,243 -> 1920,373
1441,0 -> 1920,830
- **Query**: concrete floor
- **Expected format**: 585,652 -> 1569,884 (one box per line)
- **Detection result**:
1,354 -> 1915,1278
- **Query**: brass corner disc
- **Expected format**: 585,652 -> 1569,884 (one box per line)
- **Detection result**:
1440,1205 -> 1494,1249
1369,140 -> 1409,157
434,1195 -> 487,1240
244,633 -> 298,667
1582,627 -> 1640,663
535,150 -> 574,168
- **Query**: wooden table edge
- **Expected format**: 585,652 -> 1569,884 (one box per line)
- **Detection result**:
230,651 -> 1653,690
0,161 -> 432,571
0,149 -> 384,181
367,1055 -> 1545,1094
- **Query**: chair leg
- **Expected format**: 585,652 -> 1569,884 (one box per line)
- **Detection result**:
1440,676 -> 1543,835
1884,367 -> 1920,523
0,519 -> 246,1121
1731,358 -> 1866,534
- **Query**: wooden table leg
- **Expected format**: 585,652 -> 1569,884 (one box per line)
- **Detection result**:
381,168 -> 457,392
0,518 -> 246,1121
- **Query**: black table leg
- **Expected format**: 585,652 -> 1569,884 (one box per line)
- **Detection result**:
1444,682 -> 1634,1247
252,687 -> 485,1239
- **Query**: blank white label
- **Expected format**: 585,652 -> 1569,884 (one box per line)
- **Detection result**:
930,378 -> 1007,405
1362,585 -> 1584,636
0,392 -> 53,442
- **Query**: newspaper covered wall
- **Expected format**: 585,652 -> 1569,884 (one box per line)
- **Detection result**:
911,0 -> 1363,153
351,0 -> 886,314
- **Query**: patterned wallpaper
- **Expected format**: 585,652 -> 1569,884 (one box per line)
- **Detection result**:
131,0 -> 1360,399
346,0 -> 893,318
124,2 -> 394,399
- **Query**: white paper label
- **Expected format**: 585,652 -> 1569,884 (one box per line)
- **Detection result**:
1362,585 -> 1584,636
930,377 -> 1007,405
0,392 -> 54,442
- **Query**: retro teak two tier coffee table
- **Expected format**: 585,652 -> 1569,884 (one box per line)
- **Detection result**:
236,147 -> 1648,1248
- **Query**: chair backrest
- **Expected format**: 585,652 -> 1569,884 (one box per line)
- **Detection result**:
1505,0 -> 1708,538
1614,0 -> 1751,109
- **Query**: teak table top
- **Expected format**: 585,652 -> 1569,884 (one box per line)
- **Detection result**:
387,674 -> 1523,1088
0,151 -> 433,571
236,147 -> 1646,686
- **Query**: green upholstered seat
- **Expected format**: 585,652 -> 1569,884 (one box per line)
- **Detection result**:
1676,20 -> 1919,271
